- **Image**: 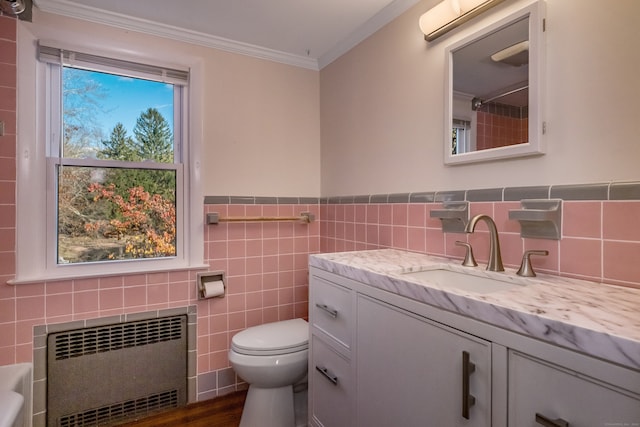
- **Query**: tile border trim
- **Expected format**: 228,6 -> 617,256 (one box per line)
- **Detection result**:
203,181 -> 640,205
204,196 -> 320,205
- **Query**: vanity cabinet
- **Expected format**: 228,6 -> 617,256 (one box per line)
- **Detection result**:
508,351 -> 640,426
356,295 -> 491,427
308,275 -> 355,427
309,266 -> 640,427
309,334 -> 353,427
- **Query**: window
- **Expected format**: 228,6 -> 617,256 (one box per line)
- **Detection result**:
452,119 -> 472,155
13,41 -> 204,282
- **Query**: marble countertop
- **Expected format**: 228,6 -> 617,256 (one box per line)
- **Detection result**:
309,249 -> 640,371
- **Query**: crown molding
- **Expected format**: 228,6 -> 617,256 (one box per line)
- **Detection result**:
318,0 -> 421,69
33,0 -> 421,71
32,0 -> 320,70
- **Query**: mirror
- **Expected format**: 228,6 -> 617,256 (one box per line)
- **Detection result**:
444,1 -> 545,165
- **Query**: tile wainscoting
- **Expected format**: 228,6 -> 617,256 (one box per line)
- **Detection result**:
0,202 -> 319,406
320,181 -> 640,288
199,200 -> 320,400
1,181 -> 639,415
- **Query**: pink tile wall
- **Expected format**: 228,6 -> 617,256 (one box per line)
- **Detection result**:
320,200 -> 640,289
0,15 -> 16,286
0,273 -> 198,365
0,202 -> 318,398
199,203 -> 318,377
0,15 -> 18,363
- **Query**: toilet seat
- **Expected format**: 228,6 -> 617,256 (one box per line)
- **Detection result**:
231,319 -> 308,356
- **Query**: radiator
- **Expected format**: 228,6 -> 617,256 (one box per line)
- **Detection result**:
47,315 -> 187,427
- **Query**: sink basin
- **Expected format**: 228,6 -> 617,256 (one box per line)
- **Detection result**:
401,269 -> 523,294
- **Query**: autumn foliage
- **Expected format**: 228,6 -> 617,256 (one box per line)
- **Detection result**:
85,183 -> 176,259
59,64 -> 178,263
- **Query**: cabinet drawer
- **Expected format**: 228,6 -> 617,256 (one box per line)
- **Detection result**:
508,351 -> 640,426
310,334 -> 353,427
310,276 -> 353,348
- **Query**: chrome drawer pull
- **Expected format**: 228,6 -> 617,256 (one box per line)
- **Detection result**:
315,366 -> 338,385
315,303 -> 338,318
535,413 -> 569,427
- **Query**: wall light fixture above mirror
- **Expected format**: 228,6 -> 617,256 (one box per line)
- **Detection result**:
444,0 -> 546,165
419,0 -> 507,42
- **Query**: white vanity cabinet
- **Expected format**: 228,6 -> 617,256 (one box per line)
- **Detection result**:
308,274 -> 355,427
356,294 -> 491,427
309,268 -> 492,427
309,334 -> 353,427
309,265 -> 640,427
508,350 -> 640,426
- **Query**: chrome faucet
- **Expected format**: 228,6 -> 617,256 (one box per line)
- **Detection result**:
465,214 -> 504,272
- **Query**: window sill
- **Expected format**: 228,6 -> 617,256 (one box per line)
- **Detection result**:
7,263 -> 210,285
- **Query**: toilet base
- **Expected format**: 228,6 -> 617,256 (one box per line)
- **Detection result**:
239,384 -> 295,427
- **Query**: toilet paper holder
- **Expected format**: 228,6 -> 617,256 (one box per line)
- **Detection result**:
197,271 -> 226,299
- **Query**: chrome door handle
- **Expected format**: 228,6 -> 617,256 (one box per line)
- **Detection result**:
535,413 -> 569,427
462,351 -> 476,420
315,365 -> 338,385
315,303 -> 338,318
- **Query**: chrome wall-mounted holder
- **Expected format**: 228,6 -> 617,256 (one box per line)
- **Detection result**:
509,199 -> 562,240
430,201 -> 469,233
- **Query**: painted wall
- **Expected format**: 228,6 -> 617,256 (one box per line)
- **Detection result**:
205,52 -> 321,197
19,10 -> 322,198
320,0 -> 640,196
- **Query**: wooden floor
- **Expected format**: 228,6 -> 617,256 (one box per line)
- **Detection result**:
120,390 -> 247,427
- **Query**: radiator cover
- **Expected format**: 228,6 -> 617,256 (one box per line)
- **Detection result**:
47,315 -> 187,427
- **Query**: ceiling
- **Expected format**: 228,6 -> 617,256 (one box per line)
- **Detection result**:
453,15 -> 529,106
33,0 -> 424,70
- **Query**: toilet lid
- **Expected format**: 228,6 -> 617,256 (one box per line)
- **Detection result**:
231,319 -> 309,356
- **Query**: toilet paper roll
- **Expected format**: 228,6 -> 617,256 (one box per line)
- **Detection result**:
202,280 -> 225,298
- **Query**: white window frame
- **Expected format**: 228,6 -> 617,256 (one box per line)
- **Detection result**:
14,37 -> 205,283
452,118 -> 472,155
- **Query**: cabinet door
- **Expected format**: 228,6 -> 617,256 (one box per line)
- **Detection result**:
309,334 -> 353,427
356,295 -> 491,427
508,351 -> 640,427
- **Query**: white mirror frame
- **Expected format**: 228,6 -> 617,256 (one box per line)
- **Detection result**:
444,1 -> 546,165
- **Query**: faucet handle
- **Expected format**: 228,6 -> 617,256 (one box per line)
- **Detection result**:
517,250 -> 549,277
455,241 -> 478,267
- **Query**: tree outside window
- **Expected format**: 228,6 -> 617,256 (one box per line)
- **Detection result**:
57,67 -> 178,264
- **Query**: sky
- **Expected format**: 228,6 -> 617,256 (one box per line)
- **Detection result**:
66,67 -> 175,143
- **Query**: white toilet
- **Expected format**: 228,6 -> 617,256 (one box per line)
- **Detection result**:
229,318 -> 309,427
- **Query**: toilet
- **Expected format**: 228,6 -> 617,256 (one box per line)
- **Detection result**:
229,318 -> 309,427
